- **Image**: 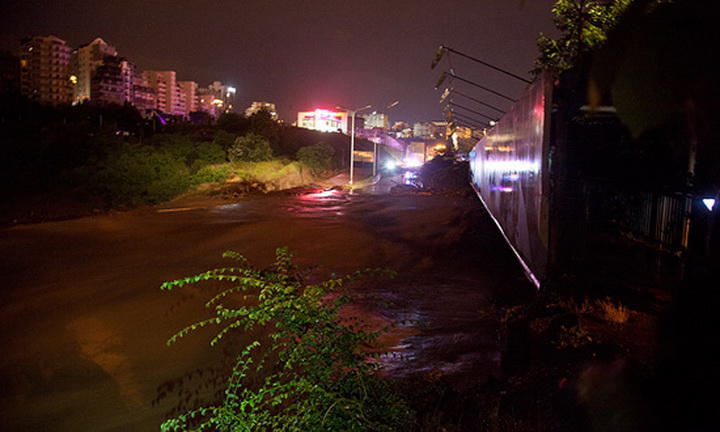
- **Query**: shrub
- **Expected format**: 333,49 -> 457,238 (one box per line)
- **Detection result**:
160,248 -> 412,432
217,112 -> 250,135
190,164 -> 232,185
213,130 -> 237,151
85,143 -> 190,205
228,133 -> 274,162
151,133 -> 226,170
296,143 -> 336,174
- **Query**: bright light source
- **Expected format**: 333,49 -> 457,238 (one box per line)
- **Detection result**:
69,75 -> 78,84
227,86 -> 236,93
702,198 -> 716,211
385,160 -> 397,170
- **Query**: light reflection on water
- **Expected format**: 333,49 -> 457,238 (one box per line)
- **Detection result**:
214,203 -> 243,210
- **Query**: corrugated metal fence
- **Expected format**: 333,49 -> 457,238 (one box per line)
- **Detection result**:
583,181 -> 693,252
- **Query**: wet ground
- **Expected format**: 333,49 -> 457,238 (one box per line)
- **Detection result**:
0,179 -> 531,431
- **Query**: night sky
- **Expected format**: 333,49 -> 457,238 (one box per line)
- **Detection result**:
1,0 -> 557,124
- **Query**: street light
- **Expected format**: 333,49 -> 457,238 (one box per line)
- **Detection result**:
372,101 -> 400,177
335,104 -> 371,186
336,101 -> 400,185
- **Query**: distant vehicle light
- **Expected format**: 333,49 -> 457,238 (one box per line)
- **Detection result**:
702,198 -> 716,211
385,160 -> 397,170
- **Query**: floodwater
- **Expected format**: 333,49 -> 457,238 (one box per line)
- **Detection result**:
0,182 -> 530,431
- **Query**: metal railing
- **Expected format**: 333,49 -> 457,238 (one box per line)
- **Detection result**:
582,181 -> 693,252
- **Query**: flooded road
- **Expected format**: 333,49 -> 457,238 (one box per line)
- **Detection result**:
0,186 -> 530,431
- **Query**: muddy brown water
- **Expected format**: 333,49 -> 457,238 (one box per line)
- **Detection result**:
0,187 -> 530,431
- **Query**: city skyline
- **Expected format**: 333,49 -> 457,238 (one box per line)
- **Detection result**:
0,0 -> 557,124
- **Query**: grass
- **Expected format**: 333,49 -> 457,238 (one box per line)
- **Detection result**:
597,298 -> 631,323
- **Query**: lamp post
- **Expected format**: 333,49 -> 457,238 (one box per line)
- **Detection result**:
372,100 -> 400,177
336,104 -> 371,186
336,101 -> 399,186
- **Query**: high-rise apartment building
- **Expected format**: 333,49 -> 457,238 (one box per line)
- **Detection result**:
132,73 -> 157,113
19,35 -> 72,105
178,81 -> 198,115
90,56 -> 134,105
144,70 -> 185,116
70,37 -> 118,104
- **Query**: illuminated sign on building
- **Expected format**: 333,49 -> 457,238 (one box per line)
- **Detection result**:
297,109 -> 349,133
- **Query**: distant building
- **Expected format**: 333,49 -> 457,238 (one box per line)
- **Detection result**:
196,87 -> 219,118
390,121 -> 412,138
178,81 -> 198,115
0,51 -> 20,95
412,122 -> 431,139
245,101 -> 277,119
144,70 -> 184,116
432,121 -> 449,138
397,128 -> 413,138
297,109 -> 349,133
132,73 -> 157,113
413,121 -> 447,139
90,56 -> 134,105
20,35 -> 72,105
70,37 -> 117,104
362,111 -> 389,129
204,81 -> 236,113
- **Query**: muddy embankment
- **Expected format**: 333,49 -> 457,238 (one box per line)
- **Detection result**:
0,160 -> 330,226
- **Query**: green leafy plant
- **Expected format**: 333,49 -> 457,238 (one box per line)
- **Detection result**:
228,133 -> 274,163
213,130 -> 239,151
190,164 -> 232,185
535,0 -> 633,73
296,143 -> 336,175
160,247 -> 412,431
83,142 -> 190,205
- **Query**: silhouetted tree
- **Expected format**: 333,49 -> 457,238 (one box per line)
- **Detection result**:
248,109 -> 281,153
217,112 -> 249,135
535,0 -> 633,73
